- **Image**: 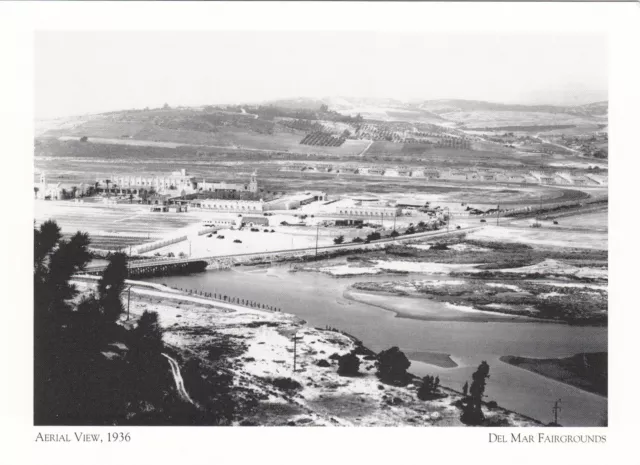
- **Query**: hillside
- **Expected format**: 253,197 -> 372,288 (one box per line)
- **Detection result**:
36,98 -> 607,166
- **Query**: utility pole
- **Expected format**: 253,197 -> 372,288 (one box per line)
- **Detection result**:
393,212 -> 397,232
125,285 -> 132,321
496,204 -> 500,227
552,399 -> 562,425
293,332 -> 302,373
315,223 -> 319,259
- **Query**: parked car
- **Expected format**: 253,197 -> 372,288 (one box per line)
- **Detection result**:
480,219 -> 486,223
207,233 -> 213,238
234,239 -> 242,243
217,235 -> 225,239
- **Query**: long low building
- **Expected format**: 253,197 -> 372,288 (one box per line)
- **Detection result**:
319,199 -> 400,218
264,191 -> 327,211
191,198 -> 264,213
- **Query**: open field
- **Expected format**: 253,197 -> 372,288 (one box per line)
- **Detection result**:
548,210 -> 608,232
468,225 -> 607,250
34,201 -> 206,238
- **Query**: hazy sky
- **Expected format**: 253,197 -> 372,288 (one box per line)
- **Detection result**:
35,31 -> 607,119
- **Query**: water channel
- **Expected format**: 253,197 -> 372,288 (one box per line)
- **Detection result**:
147,264 -> 607,426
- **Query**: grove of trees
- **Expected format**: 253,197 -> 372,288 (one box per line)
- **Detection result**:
33,220 -> 193,425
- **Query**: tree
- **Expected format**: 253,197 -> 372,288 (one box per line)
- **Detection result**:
461,361 -> 490,425
390,230 -> 400,238
333,235 -> 345,245
98,252 -> 128,323
376,346 -> 411,385
34,186 -> 39,198
405,226 -> 416,235
417,375 -> 441,400
462,381 -> 469,397
104,179 -> 111,198
163,103 -> 171,110
366,232 -> 381,242
34,221 -> 93,424
337,351 -> 360,376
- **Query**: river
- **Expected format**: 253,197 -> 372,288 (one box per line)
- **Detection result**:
146,264 -> 607,426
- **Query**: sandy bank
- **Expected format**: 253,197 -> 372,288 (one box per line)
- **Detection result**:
344,288 -> 536,323
500,353 -> 607,398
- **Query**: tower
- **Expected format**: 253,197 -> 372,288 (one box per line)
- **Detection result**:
249,170 -> 258,193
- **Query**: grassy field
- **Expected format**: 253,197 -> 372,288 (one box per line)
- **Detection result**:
551,210 -> 608,232
468,225 -> 608,250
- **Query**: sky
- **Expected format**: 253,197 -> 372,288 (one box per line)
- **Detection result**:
35,31 -> 608,119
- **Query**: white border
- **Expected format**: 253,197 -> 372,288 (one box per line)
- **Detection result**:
1,2 -> 639,464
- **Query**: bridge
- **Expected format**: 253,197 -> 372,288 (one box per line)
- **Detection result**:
84,225 -> 484,276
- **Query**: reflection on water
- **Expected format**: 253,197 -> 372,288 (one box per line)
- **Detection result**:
147,264 -> 607,426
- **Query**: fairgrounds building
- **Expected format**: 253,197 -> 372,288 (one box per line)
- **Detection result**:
190,199 -> 264,213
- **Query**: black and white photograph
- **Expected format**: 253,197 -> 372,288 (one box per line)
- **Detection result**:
32,29 -> 610,428
3,1 -> 640,463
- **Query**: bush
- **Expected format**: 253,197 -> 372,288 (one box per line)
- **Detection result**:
366,232 -> 381,242
390,230 -> 400,238
404,226 -> 416,235
337,351 -> 360,376
376,347 -> 411,385
352,237 -> 364,243
333,235 -> 345,245
417,375 -> 441,400
266,377 -> 302,392
316,359 -> 330,367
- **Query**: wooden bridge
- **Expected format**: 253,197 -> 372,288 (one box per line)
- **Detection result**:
84,225 -> 484,276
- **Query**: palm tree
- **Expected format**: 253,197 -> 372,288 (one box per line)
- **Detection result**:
104,179 -> 111,198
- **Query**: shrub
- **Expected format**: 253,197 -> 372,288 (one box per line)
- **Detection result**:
337,351 -> 360,376
417,375 -> 441,400
390,230 -> 400,238
352,237 -> 364,243
333,235 -> 345,245
266,377 -> 302,392
376,346 -> 411,385
316,359 -> 331,367
366,232 -> 381,242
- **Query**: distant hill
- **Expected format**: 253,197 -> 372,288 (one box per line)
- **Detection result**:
418,99 -> 608,117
